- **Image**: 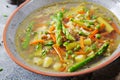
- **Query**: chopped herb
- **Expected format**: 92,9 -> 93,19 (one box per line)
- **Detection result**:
41,50 -> 47,56
107,18 -> 113,21
35,44 -> 42,50
0,68 -> 3,72
6,5 -> 9,8
3,15 -> 8,17
91,15 -> 97,19
45,41 -> 54,46
91,44 -> 97,50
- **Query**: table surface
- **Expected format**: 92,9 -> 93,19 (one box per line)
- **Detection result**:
0,0 -> 120,80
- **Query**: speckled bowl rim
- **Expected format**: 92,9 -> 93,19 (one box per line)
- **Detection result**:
3,0 -> 120,77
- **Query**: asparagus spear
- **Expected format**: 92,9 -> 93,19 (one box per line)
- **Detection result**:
52,12 -> 63,46
68,42 -> 109,72
22,22 -> 34,49
62,25 -> 75,41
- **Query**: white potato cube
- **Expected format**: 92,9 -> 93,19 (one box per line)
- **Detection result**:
75,55 -> 86,62
33,57 -> 43,66
53,62 -> 62,71
43,57 -> 53,67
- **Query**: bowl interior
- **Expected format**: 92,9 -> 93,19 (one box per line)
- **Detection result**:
4,0 -> 120,76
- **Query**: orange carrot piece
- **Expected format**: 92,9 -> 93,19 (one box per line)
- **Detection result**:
100,23 -> 105,30
60,66 -> 66,72
80,36 -> 85,49
111,22 -> 120,34
49,26 -> 55,33
89,29 -> 98,39
93,38 -> 104,43
53,44 -> 64,63
81,26 -> 93,31
78,10 -> 85,14
64,24 -> 69,28
74,23 -> 93,31
75,50 -> 85,55
61,7 -> 65,12
87,15 -> 90,20
30,40 -> 45,45
50,33 -> 56,43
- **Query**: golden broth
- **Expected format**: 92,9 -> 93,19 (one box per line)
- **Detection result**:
15,2 -> 120,72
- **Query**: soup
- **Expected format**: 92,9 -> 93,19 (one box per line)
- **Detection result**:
15,2 -> 120,72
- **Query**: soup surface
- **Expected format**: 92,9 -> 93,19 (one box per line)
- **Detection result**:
15,2 -> 120,72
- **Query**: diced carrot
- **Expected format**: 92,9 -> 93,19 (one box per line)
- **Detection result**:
61,7 -> 65,12
75,50 -> 85,55
60,66 -> 66,72
111,22 -> 120,34
93,38 -> 104,43
78,10 -> 85,14
41,35 -> 48,39
80,36 -> 85,49
64,24 -> 69,28
89,29 -> 98,39
100,23 -> 105,30
74,24 -> 93,31
68,15 -> 73,19
63,18 -> 69,23
53,44 -> 64,63
87,15 -> 90,20
81,26 -> 93,31
50,33 -> 56,43
49,26 -> 55,33
30,40 -> 45,45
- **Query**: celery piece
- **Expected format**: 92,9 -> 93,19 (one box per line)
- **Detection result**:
97,17 -> 114,33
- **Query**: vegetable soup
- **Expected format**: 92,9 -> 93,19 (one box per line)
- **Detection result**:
15,2 -> 120,72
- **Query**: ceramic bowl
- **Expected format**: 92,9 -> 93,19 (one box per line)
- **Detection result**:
3,0 -> 120,77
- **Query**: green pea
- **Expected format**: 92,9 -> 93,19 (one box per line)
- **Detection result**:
63,41 -> 69,46
107,18 -> 113,21
71,54 -> 76,58
74,45 -> 80,51
67,50 -> 73,55
95,34 -> 101,39
95,24 -> 100,29
91,15 -> 97,19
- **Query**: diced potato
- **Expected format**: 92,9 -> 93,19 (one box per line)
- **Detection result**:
84,38 -> 92,46
33,57 -> 43,66
75,55 -> 86,62
43,57 -> 53,67
53,62 -> 62,71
